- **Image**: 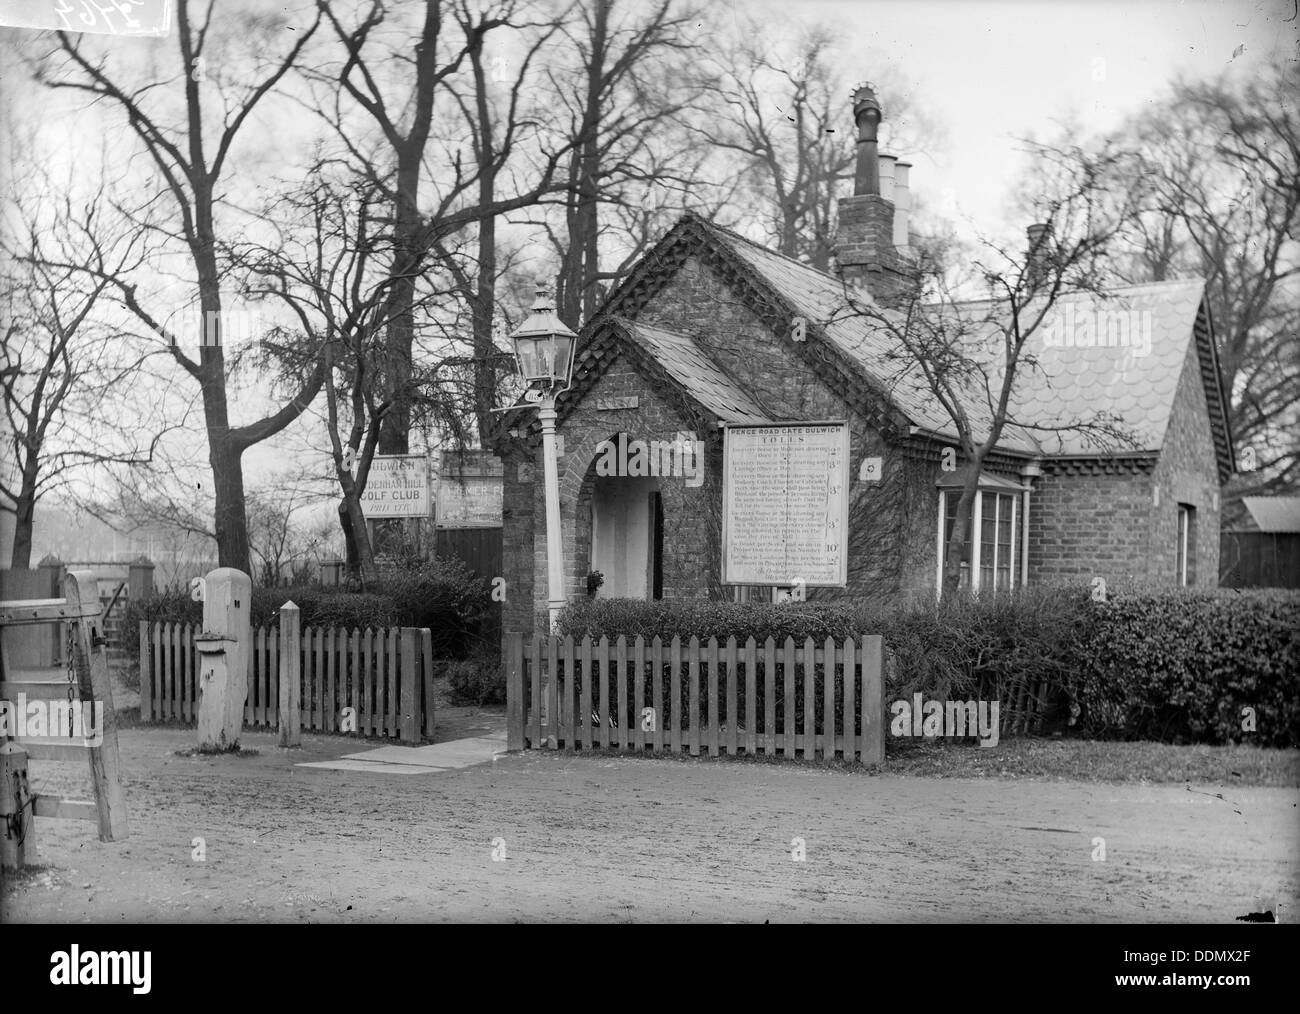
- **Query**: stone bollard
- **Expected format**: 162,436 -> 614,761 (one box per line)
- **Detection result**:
196,568 -> 251,751
194,632 -> 239,751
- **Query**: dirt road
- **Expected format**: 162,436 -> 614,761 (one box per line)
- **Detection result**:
3,725 -> 1297,923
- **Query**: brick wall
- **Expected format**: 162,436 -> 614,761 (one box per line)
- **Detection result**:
1028,337 -> 1221,586
1149,335 -> 1222,584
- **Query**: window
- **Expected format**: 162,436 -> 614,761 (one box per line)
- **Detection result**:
1177,504 -> 1196,586
940,490 -> 1018,592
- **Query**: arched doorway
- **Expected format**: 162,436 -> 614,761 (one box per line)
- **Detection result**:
589,475 -> 663,599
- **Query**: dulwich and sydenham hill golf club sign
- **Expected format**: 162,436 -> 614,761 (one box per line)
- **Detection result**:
360,455 -> 432,519
722,422 -> 850,588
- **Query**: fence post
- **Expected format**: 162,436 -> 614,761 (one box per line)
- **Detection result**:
421,628 -> 435,739
861,634 -> 885,767
64,569 -> 129,842
505,631 -> 524,751
278,602 -> 301,747
138,620 -> 152,721
399,628 -> 418,742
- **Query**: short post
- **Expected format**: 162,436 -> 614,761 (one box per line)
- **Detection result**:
505,632 -> 524,751
277,601 -> 301,748
0,741 -> 36,870
195,633 -> 237,749
199,568 -> 251,750
399,628 -> 418,743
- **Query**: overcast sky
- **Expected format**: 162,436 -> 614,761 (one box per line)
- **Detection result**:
760,0 -> 1296,244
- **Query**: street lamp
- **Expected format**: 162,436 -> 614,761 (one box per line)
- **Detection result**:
510,282 -> 578,632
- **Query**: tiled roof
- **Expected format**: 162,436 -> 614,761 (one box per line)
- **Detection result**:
611,319 -> 771,425
1242,496 -> 1300,533
698,218 -> 1210,459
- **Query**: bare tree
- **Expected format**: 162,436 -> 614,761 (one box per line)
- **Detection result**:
847,140 -> 1148,599
706,16 -> 937,270
546,0 -> 707,325
0,146 -> 173,567
238,165 -> 474,584
35,0 -> 328,574
1108,58 -> 1299,500
317,0 -> 583,455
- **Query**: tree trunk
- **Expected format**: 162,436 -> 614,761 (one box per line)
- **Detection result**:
940,482 -> 978,602
9,493 -> 34,570
559,0 -> 607,327
472,48 -> 499,441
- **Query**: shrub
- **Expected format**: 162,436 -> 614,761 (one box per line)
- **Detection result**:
124,555 -> 494,664
550,586 -> 1300,747
445,654 -> 506,706
376,557 -> 492,658
1065,587 -> 1300,747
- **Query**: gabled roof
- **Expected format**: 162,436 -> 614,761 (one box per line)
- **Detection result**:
613,319 -> 770,424
949,279 -> 1214,457
1241,496 -> 1300,533
597,213 -> 1233,478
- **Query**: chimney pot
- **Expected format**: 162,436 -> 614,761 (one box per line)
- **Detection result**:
878,154 -> 897,205
851,82 -> 882,196
1026,223 -> 1051,286
893,161 -> 912,253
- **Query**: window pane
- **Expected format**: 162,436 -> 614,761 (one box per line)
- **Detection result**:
1000,495 -> 1015,588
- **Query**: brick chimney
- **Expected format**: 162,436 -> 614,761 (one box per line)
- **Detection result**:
836,83 -> 906,301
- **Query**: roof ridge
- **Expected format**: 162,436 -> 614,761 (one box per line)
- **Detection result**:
690,214 -> 842,284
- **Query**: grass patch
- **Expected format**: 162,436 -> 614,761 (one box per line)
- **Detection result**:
520,737 -> 1300,786
884,737 -> 1300,785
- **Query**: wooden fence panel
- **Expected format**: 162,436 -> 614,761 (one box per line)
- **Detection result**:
598,636 -> 610,749
505,633 -> 890,766
725,637 -> 738,756
616,636 -> 629,751
580,635 -> 593,751
651,636 -> 664,753
803,638 -> 816,759
669,636 -> 682,754
633,636 -> 645,752
843,637 -> 856,762
763,638 -> 776,757
706,637 -> 719,758
823,637 -> 836,762
688,637 -> 700,757
744,637 -> 757,756
562,636 -> 575,749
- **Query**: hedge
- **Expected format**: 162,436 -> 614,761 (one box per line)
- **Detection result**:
553,586 -> 1300,747
124,557 -> 492,663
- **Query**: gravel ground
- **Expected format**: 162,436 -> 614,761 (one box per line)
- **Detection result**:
3,722 -> 1296,923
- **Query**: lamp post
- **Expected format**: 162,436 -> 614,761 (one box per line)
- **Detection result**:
509,282 -> 577,632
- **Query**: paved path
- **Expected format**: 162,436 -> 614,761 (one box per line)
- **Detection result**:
295,731 -> 508,775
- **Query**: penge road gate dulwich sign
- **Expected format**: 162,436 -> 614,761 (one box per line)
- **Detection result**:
721,421 -> 850,588
360,455 -> 432,519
